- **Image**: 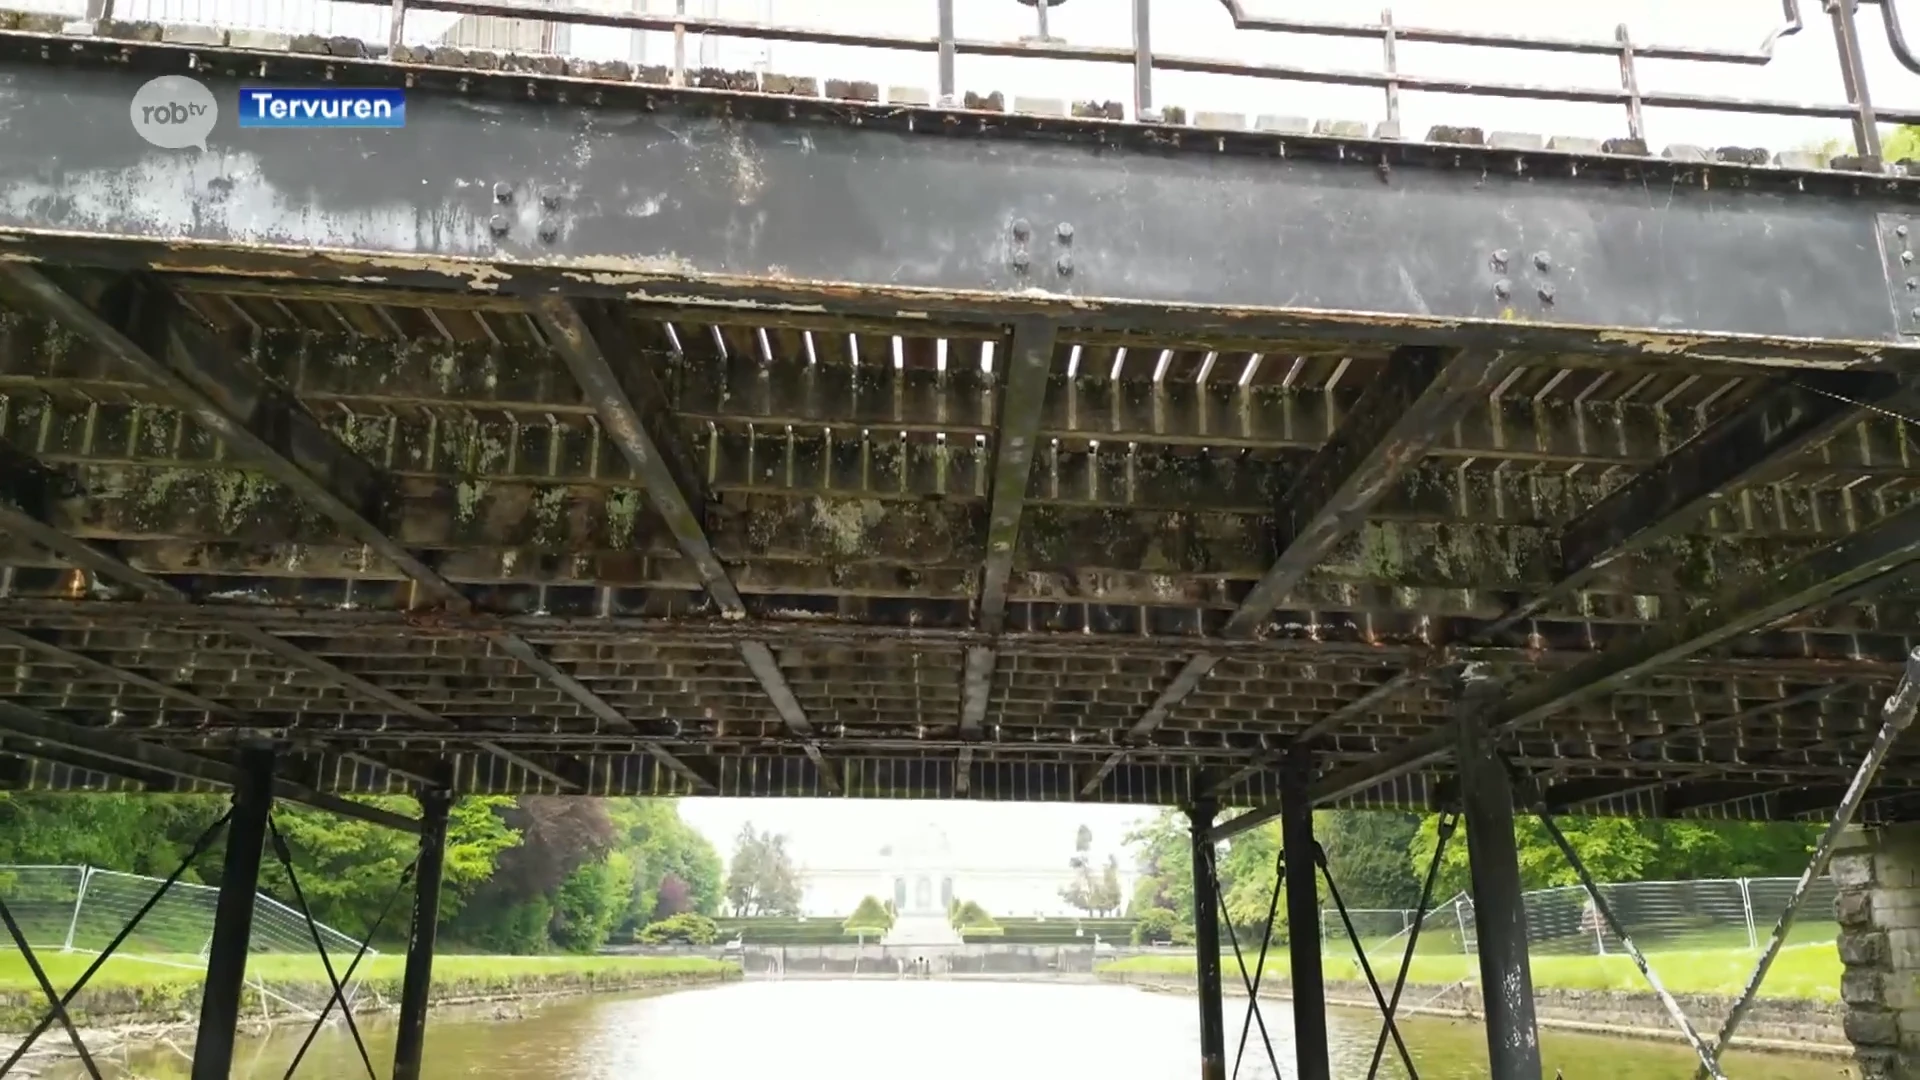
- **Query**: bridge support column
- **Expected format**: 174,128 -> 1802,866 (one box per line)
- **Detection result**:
1456,671 -> 1543,1080
394,787 -> 453,1080
1282,749 -> 1331,1080
1187,800 -> 1226,1080
1834,823 -> 1920,1079
191,745 -> 275,1080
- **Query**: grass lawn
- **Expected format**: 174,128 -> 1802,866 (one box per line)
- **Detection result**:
0,951 -> 734,996
1101,943 -> 1841,1001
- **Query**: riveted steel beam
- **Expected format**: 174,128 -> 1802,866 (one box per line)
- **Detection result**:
2,56 -> 1918,358
534,296 -> 819,791
0,701 -> 419,832
963,320 -> 1058,744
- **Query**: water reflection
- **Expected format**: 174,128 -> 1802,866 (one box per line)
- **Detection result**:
50,980 -> 1851,1080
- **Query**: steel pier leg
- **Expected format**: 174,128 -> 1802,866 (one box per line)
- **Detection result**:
1188,800 -> 1226,1080
393,788 -> 453,1080
190,745 -> 275,1080
1283,749 -> 1332,1080
1456,671 -> 1542,1080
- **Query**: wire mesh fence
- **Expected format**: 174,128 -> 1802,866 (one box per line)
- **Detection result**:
1331,874 -> 1843,972
0,863 -> 377,1020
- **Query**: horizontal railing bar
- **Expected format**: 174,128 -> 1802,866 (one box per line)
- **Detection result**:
1219,2 -> 1797,65
282,0 -> 1920,130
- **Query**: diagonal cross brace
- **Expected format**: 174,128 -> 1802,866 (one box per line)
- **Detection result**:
1485,371 -> 1908,636
1312,491 -> 1920,806
0,280 -> 704,791
533,297 -> 828,794
1121,348 -> 1505,752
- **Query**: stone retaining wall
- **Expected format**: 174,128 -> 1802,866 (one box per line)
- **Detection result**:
0,966 -> 739,1033
1098,971 -> 1844,1056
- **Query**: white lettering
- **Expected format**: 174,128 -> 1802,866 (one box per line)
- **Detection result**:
268,98 -> 288,119
352,99 -> 370,119
372,99 -> 392,119
247,90 -> 275,118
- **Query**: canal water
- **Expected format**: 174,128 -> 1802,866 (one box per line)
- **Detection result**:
50,980 -> 1847,1079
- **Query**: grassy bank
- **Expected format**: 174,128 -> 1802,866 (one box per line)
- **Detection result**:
1100,944 -> 1841,1000
0,952 -> 737,1031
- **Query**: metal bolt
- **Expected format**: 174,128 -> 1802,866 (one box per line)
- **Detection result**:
1056,254 -> 1074,276
493,182 -> 513,203
488,214 -> 510,236
1533,251 -> 1551,272
1056,222 -> 1074,243
1906,250 -> 1915,265
1538,283 -> 1556,303
1012,218 -> 1031,241
1490,249 -> 1509,270
538,220 -> 559,243
1900,224 -> 1910,238
1012,250 -> 1031,271
1492,279 -> 1511,299
1907,277 -> 1918,291
541,189 -> 561,209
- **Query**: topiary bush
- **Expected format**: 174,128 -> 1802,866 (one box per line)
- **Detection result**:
637,912 -> 720,945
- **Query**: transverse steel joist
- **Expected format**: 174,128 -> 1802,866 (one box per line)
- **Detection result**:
0,266 -> 713,794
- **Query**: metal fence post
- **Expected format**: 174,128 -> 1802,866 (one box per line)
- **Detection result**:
1738,878 -> 1758,951
61,865 -> 90,953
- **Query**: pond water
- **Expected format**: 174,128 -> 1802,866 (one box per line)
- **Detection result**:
48,979 -> 1850,1080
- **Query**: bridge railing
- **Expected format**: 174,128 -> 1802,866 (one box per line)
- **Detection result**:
0,863 -> 377,1020
8,0 -> 1920,158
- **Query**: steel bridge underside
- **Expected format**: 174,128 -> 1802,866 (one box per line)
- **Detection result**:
2,30 -> 1920,825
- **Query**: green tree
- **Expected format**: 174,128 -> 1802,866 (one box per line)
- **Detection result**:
844,894 -> 893,936
1124,810 -> 1194,928
1408,814 -> 1823,897
1060,823 -> 1101,915
951,899 -> 1000,935
724,823 -> 803,916
1092,854 -> 1124,917
604,799 -> 723,934
1318,810 -> 1422,910
1218,814 -> 1287,944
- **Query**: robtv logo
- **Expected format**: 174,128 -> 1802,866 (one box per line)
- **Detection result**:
239,87 -> 406,128
130,76 -> 218,150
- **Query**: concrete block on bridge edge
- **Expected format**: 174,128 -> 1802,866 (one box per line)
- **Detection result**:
100,18 -> 161,40
1548,136 -> 1605,155
763,73 -> 819,96
887,86 -> 931,106
1014,97 -> 1067,117
1193,111 -> 1246,131
160,23 -> 225,46
1254,114 -> 1310,134
228,28 -> 291,50
1489,131 -> 1546,151
1774,150 -> 1829,170
1313,119 -> 1368,138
